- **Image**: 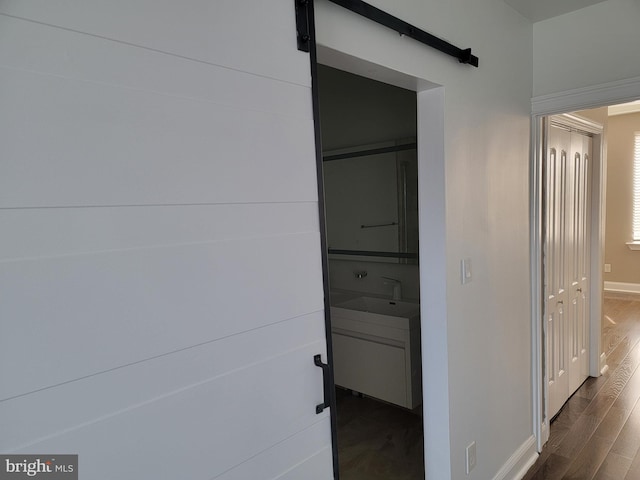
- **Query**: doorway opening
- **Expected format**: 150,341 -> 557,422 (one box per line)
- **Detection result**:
542,113 -> 599,421
316,64 -> 425,479
533,90 -> 640,450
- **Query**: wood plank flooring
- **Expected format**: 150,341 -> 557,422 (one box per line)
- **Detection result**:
335,388 -> 424,480
523,292 -> 640,480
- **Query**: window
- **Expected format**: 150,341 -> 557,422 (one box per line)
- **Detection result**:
633,132 -> 640,243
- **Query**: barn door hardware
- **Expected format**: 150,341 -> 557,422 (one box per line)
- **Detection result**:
326,0 -> 479,67
295,0 -> 312,52
314,354 -> 331,414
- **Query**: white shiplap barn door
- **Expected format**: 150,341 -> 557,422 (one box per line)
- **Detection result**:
0,2 -> 334,478
545,120 -> 591,419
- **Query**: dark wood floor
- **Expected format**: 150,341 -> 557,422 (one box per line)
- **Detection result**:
523,292 -> 640,480
335,388 -> 424,480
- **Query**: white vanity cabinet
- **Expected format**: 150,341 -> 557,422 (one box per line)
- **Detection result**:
330,297 -> 421,409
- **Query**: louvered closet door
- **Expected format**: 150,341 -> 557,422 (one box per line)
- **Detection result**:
546,122 -> 592,419
0,2 -> 334,478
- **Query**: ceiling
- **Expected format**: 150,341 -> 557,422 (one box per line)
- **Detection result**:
503,0 -> 608,22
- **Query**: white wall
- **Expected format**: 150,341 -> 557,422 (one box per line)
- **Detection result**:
534,0 -> 640,97
315,1 -> 534,479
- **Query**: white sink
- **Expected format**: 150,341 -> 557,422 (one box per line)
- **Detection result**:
335,296 -> 419,318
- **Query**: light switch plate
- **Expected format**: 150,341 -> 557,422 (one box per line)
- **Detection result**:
466,441 -> 476,474
461,258 -> 472,284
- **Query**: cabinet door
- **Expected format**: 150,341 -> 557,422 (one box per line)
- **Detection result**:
333,333 -> 408,407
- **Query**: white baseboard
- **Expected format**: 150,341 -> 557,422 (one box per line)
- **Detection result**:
600,352 -> 608,376
492,435 -> 538,480
540,422 -> 549,450
604,281 -> 640,294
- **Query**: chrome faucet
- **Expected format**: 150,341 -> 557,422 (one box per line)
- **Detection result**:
382,276 -> 402,300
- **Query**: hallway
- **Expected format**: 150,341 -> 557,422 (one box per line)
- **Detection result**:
524,292 -> 640,479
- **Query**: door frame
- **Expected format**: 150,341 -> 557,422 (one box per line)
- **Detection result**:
530,76 -> 640,451
543,113 -> 603,423
305,2 -> 341,476
313,44 -> 450,480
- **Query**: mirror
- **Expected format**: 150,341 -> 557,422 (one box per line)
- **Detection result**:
317,64 -> 418,263
323,141 -> 418,263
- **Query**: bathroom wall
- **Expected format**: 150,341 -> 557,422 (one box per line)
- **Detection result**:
317,65 -> 416,151
323,148 -> 400,254
317,65 -> 420,300
328,259 -> 420,300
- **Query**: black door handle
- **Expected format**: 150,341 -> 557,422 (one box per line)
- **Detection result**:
314,354 -> 331,414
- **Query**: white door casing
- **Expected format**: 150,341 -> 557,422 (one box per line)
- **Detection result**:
531,77 -> 617,453
0,2 -> 334,478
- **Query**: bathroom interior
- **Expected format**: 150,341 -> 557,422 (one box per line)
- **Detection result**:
317,65 -> 424,479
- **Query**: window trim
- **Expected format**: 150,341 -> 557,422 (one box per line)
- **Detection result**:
628,131 -> 640,250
